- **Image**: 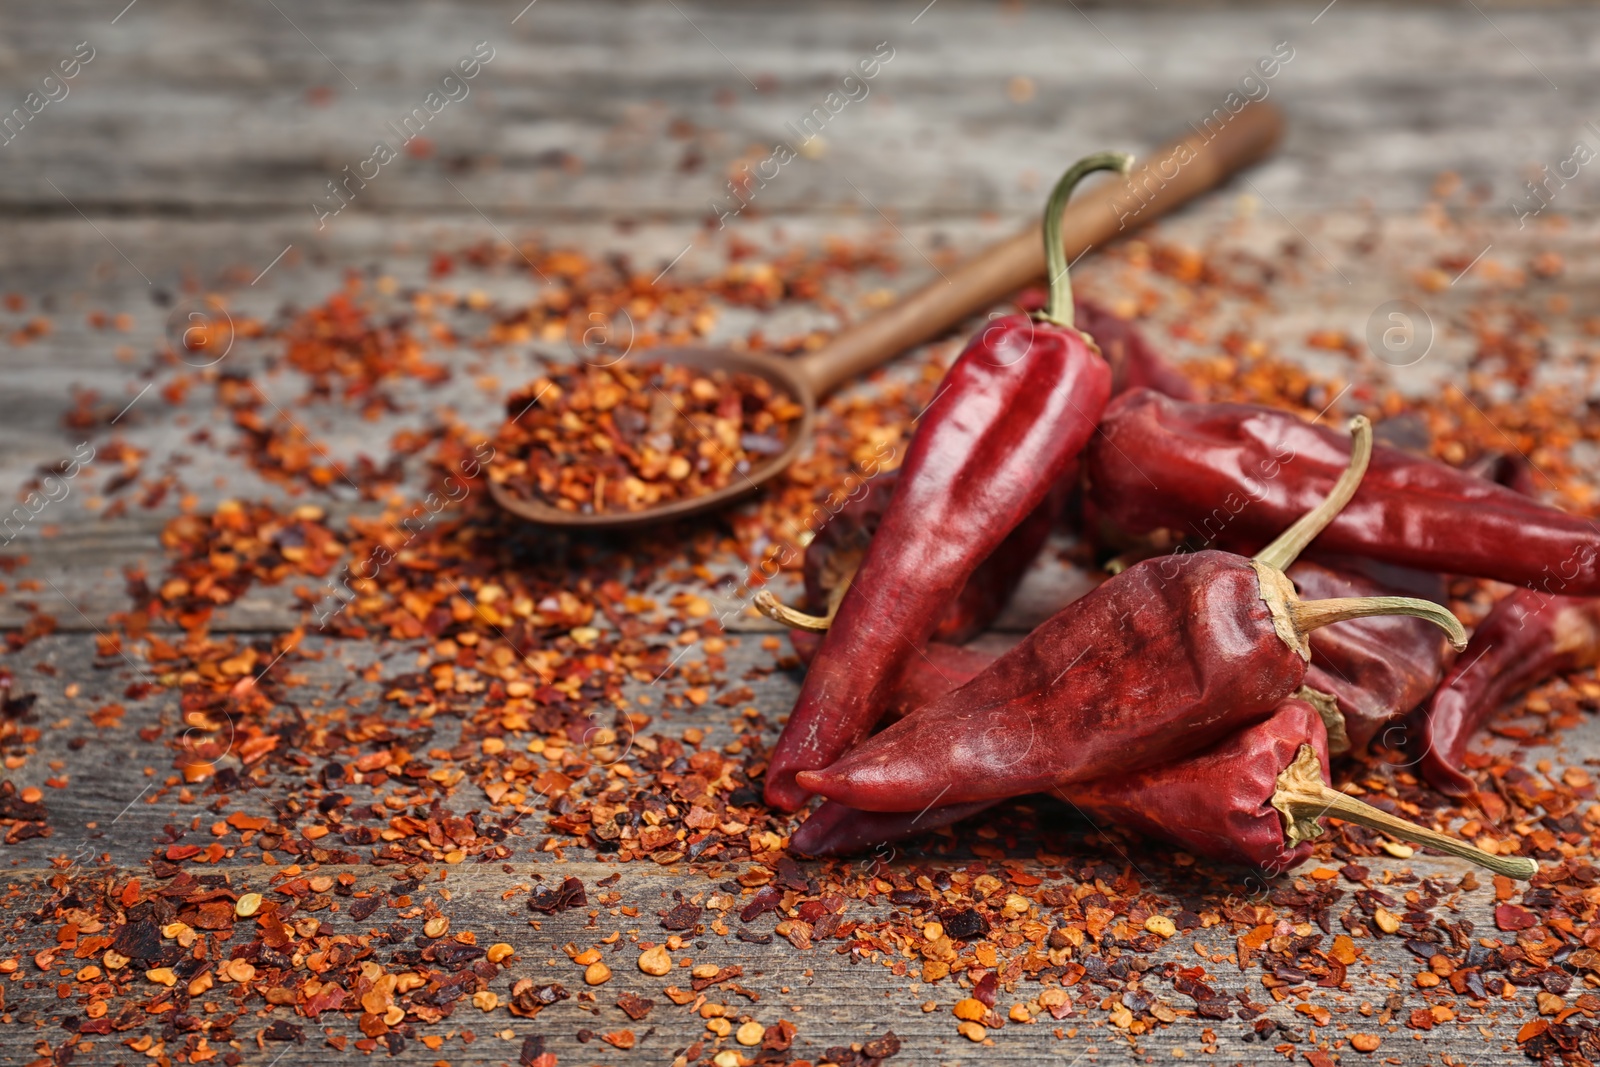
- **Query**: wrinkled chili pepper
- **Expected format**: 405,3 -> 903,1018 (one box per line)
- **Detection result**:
797,699 -> 1535,879
1420,589 -> 1600,797
1291,558 -> 1452,755
761,152 -> 1133,811
788,469 -> 1067,645
791,794 -> 994,857
797,417 -> 1468,813
1062,700 -> 1332,872
786,630 -> 997,723
1070,697 -> 1532,876
1085,389 -> 1600,593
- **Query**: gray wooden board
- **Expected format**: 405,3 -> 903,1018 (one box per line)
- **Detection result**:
1,632 -> 1589,1065
5,1 -> 1600,1063
3,1 -> 1600,220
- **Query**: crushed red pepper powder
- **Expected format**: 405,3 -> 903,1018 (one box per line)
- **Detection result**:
5,194 -> 1600,1065
489,361 -> 804,514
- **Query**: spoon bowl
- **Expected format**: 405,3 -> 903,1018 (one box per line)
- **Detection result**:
487,345 -> 818,529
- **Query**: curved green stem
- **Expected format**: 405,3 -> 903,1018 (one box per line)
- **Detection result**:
1042,151 -> 1135,328
1254,415 -> 1372,572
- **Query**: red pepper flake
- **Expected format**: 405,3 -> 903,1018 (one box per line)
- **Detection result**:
519,1035 -> 555,1067
763,1019 -> 798,1052
1495,903 -> 1538,931
527,876 -> 586,914
1519,1019 -> 1551,1044
615,993 -> 654,1021
490,361 -> 802,514
600,1029 -> 635,1050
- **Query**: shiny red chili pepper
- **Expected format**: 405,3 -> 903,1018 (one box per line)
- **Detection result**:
1068,697 -> 1530,877
797,469 -> 1067,645
798,698 -> 1534,878
796,701 -> 1323,864
1086,389 -> 1600,593
1013,291 -> 1197,401
797,418 -> 1468,814
762,152 -> 1132,811
1420,589 -> 1600,797
1291,558 -> 1452,755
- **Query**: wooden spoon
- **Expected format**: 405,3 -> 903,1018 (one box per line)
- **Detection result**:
491,102 -> 1285,530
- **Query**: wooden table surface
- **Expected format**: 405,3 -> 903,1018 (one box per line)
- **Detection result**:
5,2 -> 1600,1065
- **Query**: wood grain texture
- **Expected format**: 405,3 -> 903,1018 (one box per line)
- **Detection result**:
4,2 -> 1600,1063
1,633 -> 1575,1065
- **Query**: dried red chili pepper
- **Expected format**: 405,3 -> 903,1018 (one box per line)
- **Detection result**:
1420,589 -> 1600,797
785,562 -> 1433,763
1291,558 -> 1452,755
786,630 -> 996,723
762,152 -> 1133,811
792,794 -> 995,857
1013,292 -> 1196,400
1068,698 -> 1532,876
1085,389 -> 1600,593
797,417 -> 1468,813
798,699 -> 1534,878
786,468 -> 1066,645
1072,299 -> 1196,401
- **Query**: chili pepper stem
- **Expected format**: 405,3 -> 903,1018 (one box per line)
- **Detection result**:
1254,415 -> 1373,573
1291,595 -> 1467,650
1253,561 -> 1466,658
1247,415 -> 1466,657
1296,685 -> 1351,756
752,584 -> 849,633
1271,744 -> 1538,880
1040,152 -> 1136,329
753,591 -> 830,632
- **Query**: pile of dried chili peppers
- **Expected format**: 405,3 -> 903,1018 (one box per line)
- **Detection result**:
763,151 -> 1596,893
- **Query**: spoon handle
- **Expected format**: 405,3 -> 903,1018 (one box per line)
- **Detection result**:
794,101 -> 1285,398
